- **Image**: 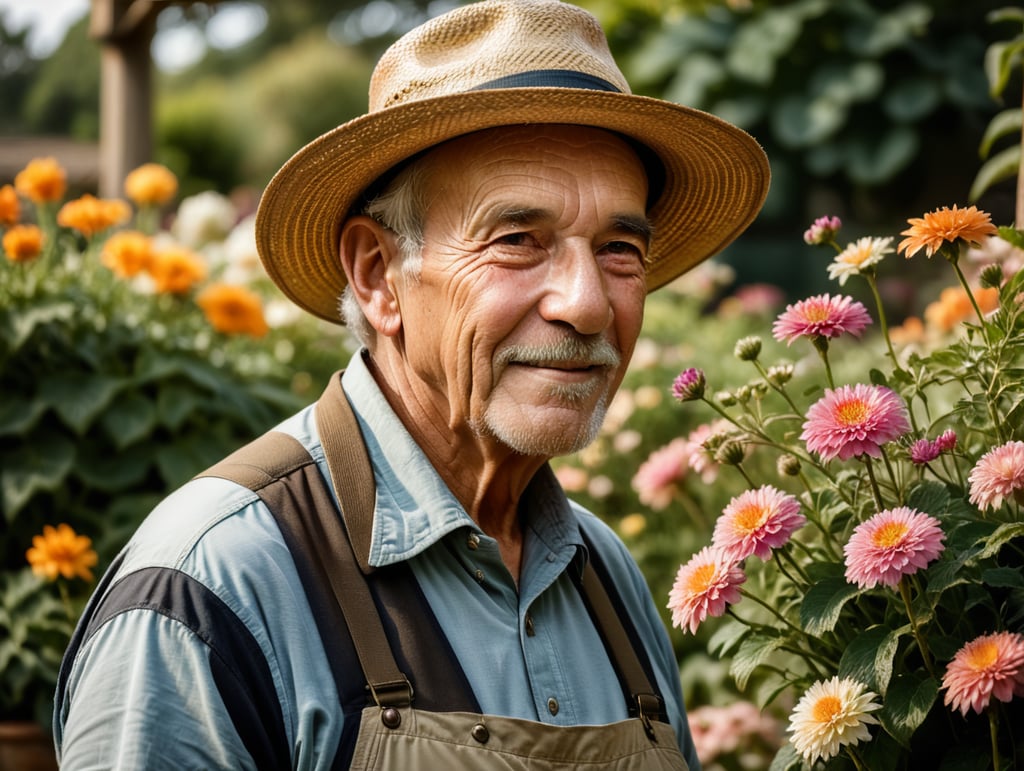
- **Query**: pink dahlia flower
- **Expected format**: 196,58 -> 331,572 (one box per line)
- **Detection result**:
909,429 -> 958,465
772,294 -> 872,345
667,546 -> 745,634
803,215 -> 842,245
712,485 -> 806,562
943,631 -> 1024,716
843,507 -> 945,589
968,440 -> 1024,511
632,438 -> 690,510
802,384 -> 911,462
672,367 -> 706,402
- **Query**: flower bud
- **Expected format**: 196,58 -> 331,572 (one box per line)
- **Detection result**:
766,363 -> 795,386
777,454 -> 801,477
715,390 -> 737,407
803,215 -> 842,245
734,335 -> 762,361
672,367 -> 706,402
979,264 -> 1004,290
714,439 -> 747,466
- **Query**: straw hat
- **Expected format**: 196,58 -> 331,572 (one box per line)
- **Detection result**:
255,0 -> 770,324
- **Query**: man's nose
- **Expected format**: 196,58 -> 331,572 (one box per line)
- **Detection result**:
538,243 -> 613,335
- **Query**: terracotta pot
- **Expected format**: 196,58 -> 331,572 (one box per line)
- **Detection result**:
0,721 -> 59,771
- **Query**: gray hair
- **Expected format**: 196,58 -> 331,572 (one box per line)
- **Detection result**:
339,158 -> 430,348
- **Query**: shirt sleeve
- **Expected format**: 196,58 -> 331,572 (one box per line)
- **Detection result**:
57,610 -> 259,770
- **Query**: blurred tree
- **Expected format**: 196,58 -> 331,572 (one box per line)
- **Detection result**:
0,11 -> 39,135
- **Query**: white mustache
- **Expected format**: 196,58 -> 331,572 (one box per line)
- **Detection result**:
496,337 -> 621,370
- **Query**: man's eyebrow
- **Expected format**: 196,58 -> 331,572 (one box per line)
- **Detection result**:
612,214 -> 654,245
493,206 -> 551,226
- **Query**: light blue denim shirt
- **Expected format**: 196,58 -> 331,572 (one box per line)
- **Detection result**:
55,353 -> 700,770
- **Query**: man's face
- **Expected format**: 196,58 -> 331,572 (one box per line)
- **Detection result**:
391,124 -> 650,458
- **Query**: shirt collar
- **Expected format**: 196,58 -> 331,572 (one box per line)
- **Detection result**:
339,351 -> 585,569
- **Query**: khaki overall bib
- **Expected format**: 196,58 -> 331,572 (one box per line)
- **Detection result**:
203,373 -> 690,771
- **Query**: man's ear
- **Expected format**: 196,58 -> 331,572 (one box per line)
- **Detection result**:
340,215 -> 402,337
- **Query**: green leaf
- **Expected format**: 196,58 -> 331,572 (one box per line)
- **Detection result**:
74,448 -> 151,493
706,617 -> 749,658
979,522 -> 1024,559
156,380 -> 207,431
969,144 -> 1021,202
999,225 -> 1024,250
879,673 -> 938,747
99,391 -> 158,449
839,625 -> 902,695
978,108 -> 1022,159
883,76 -> 941,122
845,126 -> 918,185
0,396 -> 46,436
984,38 -> 1024,99
906,481 -> 950,517
800,576 -> 861,636
0,431 -> 76,520
729,632 -> 785,691
981,566 -> 1024,589
772,92 -> 846,148
767,742 -> 801,771
38,374 -> 125,434
2,300 -> 75,354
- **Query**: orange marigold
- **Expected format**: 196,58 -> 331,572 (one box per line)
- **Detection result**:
0,183 -> 20,226
14,156 -> 67,204
26,523 -> 98,582
57,194 -> 132,238
2,223 -> 44,262
101,230 -> 154,277
924,286 -> 1000,332
124,163 -> 178,206
148,245 -> 208,294
898,205 -> 998,259
197,283 -> 270,337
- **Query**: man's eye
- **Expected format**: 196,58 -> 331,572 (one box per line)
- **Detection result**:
603,241 -> 645,259
495,232 -> 531,247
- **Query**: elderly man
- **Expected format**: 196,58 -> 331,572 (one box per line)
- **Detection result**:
55,1 -> 768,769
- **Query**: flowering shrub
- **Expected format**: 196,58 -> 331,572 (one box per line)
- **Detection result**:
662,209 -> 1024,769
0,157 -> 350,725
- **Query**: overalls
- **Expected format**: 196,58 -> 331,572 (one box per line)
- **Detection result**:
202,373 -> 691,771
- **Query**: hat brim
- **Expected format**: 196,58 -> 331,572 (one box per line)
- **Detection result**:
255,87 -> 770,324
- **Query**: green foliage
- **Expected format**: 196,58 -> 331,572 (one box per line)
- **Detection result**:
971,8 -> 1024,203
0,159 -> 349,722
611,0 -> 1005,227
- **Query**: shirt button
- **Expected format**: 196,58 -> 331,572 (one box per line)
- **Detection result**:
467,533 -> 480,551
525,613 -> 536,637
474,569 -> 485,583
547,697 -> 559,716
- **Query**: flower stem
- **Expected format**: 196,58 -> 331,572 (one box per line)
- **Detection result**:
950,254 -> 991,345
989,706 -> 1001,771
865,274 -> 903,374
899,576 -> 936,679
863,456 -> 885,511
812,336 -> 836,389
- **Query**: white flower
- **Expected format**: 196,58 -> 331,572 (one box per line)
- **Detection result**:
788,676 -> 881,763
827,236 -> 893,285
172,191 -> 237,248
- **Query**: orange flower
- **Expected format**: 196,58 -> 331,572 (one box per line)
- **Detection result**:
924,286 -> 999,332
888,316 -> 925,346
14,156 -> 67,204
57,194 -> 132,238
101,230 -> 154,277
124,163 -> 178,206
2,223 -> 44,262
197,283 -> 270,337
898,205 -> 998,259
0,183 -> 20,226
148,245 -> 207,294
26,523 -> 98,582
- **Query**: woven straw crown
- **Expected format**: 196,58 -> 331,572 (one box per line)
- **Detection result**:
255,0 -> 771,324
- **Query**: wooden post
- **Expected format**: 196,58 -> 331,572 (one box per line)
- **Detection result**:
89,0 -> 161,197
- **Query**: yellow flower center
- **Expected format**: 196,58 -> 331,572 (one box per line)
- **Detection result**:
835,399 -> 869,426
803,303 -> 830,322
811,695 -> 843,724
733,503 -> 768,533
871,521 -> 909,548
686,563 -> 717,594
843,247 -> 871,266
965,640 -> 999,672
